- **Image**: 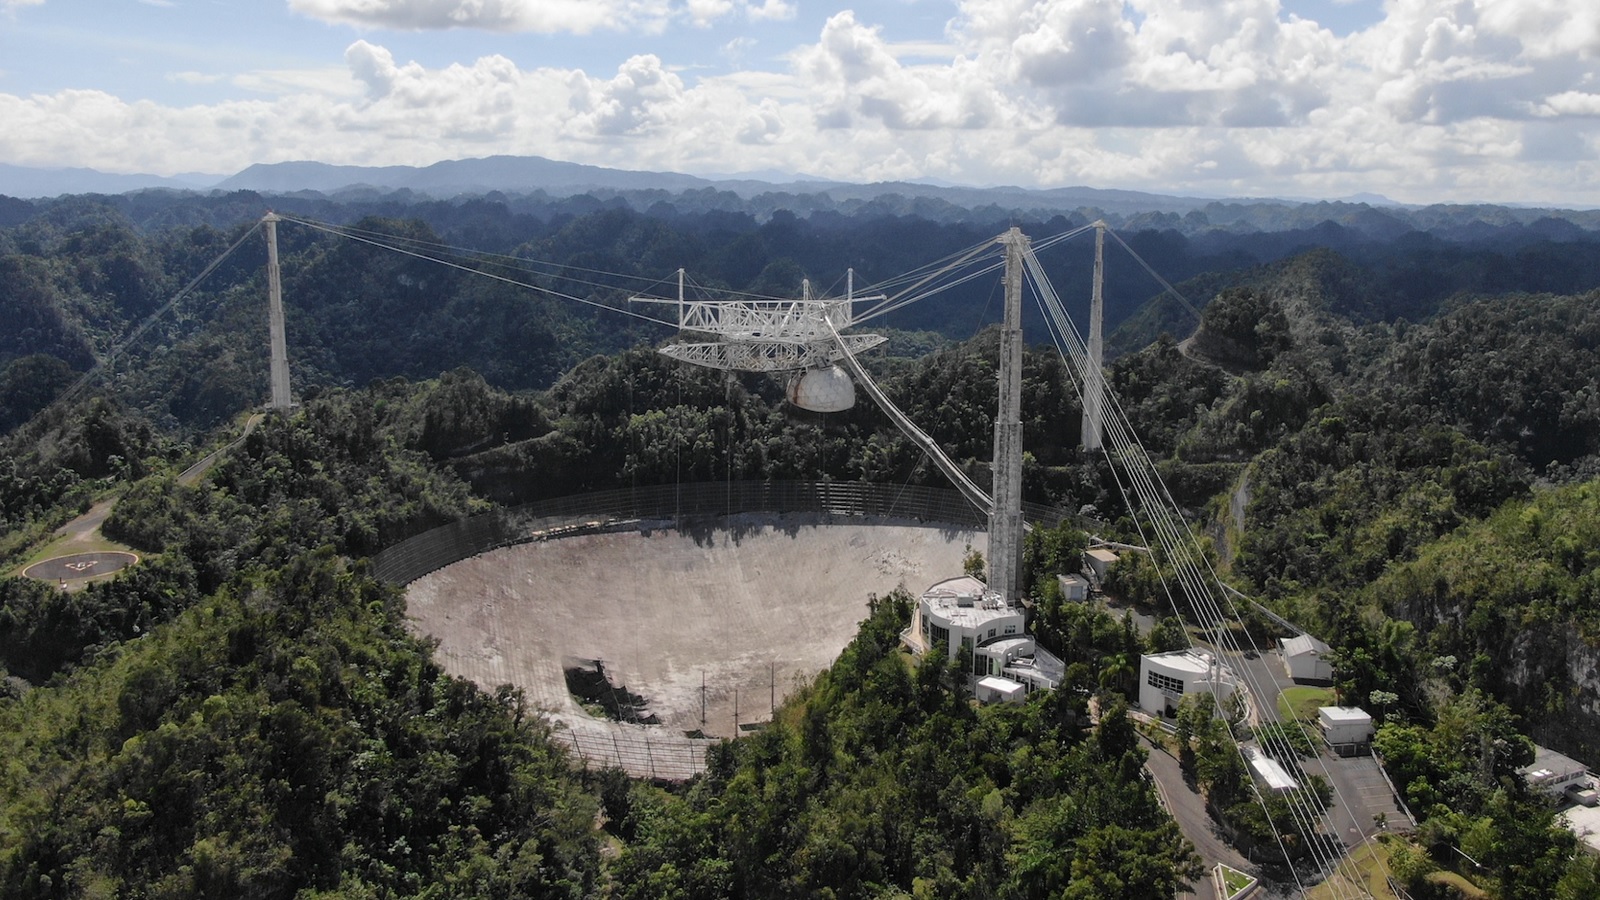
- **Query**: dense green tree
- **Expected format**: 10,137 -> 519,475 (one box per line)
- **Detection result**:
6,188 -> 1600,900
1189,287 -> 1293,370
610,593 -> 1200,899
0,552 -> 601,899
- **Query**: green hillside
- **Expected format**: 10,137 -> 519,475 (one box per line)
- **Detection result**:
5,194 -> 1600,897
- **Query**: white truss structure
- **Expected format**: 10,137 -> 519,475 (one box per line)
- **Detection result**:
637,272 -> 886,374
661,333 -> 887,372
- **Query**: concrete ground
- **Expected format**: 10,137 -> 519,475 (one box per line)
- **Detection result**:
1319,754 -> 1411,848
1560,802 -> 1600,854
1143,735 -> 1254,900
406,513 -> 982,740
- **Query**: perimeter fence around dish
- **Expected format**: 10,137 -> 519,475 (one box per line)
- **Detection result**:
372,479 -> 1073,586
556,727 -> 720,782
372,479 -> 1076,780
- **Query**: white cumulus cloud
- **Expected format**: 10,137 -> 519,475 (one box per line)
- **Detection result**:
1533,91 -> 1600,118
793,11 -> 1008,130
744,0 -> 794,22
685,0 -> 733,27
567,55 -> 688,137
289,0 -> 752,33
5,0 -> 1600,206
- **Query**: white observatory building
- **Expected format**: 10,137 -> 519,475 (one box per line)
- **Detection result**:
1138,649 -> 1240,718
904,576 -> 1063,698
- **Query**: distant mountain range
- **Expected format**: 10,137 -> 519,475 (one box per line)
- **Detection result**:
212,156 -> 1249,218
1,155 -> 1301,216
0,163 -> 224,198
3,155 -> 1599,237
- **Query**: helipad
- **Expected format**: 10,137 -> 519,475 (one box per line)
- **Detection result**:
22,551 -> 139,584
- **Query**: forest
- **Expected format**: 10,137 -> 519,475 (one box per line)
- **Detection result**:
3,187 -> 1600,897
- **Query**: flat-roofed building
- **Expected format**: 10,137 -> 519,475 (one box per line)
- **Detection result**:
1138,648 -> 1240,718
1058,573 -> 1090,602
905,575 -> 1063,698
1085,548 -> 1120,582
1521,745 -> 1592,801
1318,706 -> 1374,756
977,676 -> 1027,704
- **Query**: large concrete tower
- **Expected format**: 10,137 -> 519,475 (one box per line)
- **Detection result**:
1080,221 -> 1105,451
989,228 -> 1028,603
263,213 -> 294,412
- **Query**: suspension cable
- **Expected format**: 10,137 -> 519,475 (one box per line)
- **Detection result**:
41,221 -> 265,418
277,214 -> 682,329
1026,246 -> 1382,896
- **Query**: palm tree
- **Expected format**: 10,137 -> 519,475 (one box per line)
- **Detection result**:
1099,651 -> 1136,698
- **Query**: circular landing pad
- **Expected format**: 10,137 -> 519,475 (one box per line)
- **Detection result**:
23,551 -> 139,584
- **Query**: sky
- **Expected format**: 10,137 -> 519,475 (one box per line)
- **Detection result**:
0,0 -> 1597,205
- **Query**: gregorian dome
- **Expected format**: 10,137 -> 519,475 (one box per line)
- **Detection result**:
785,365 -> 857,413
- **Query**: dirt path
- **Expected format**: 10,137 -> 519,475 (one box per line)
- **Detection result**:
1230,470 -> 1251,535
1211,469 -> 1252,566
16,412 -> 265,582
16,500 -> 135,586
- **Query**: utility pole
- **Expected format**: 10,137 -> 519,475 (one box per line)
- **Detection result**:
263,212 -> 293,412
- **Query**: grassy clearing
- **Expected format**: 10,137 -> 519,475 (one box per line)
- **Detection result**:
1217,863 -> 1255,898
1306,834 -> 1403,900
18,530 -> 134,567
6,495 -> 135,578
11,531 -> 135,576
1278,685 -> 1337,721
1426,870 -> 1490,897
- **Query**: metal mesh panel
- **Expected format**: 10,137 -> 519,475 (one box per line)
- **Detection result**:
373,480 -> 1071,586
555,728 -> 719,781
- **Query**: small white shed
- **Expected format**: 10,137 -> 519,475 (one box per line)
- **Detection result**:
1281,634 -> 1334,682
976,676 -> 1026,705
1319,706 -> 1374,756
1085,548 -> 1119,581
1058,573 -> 1090,602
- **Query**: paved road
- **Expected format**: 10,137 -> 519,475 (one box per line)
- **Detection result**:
1226,647 -> 1297,726
178,412 -> 265,486
1143,735 -> 1254,900
52,498 -> 117,548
